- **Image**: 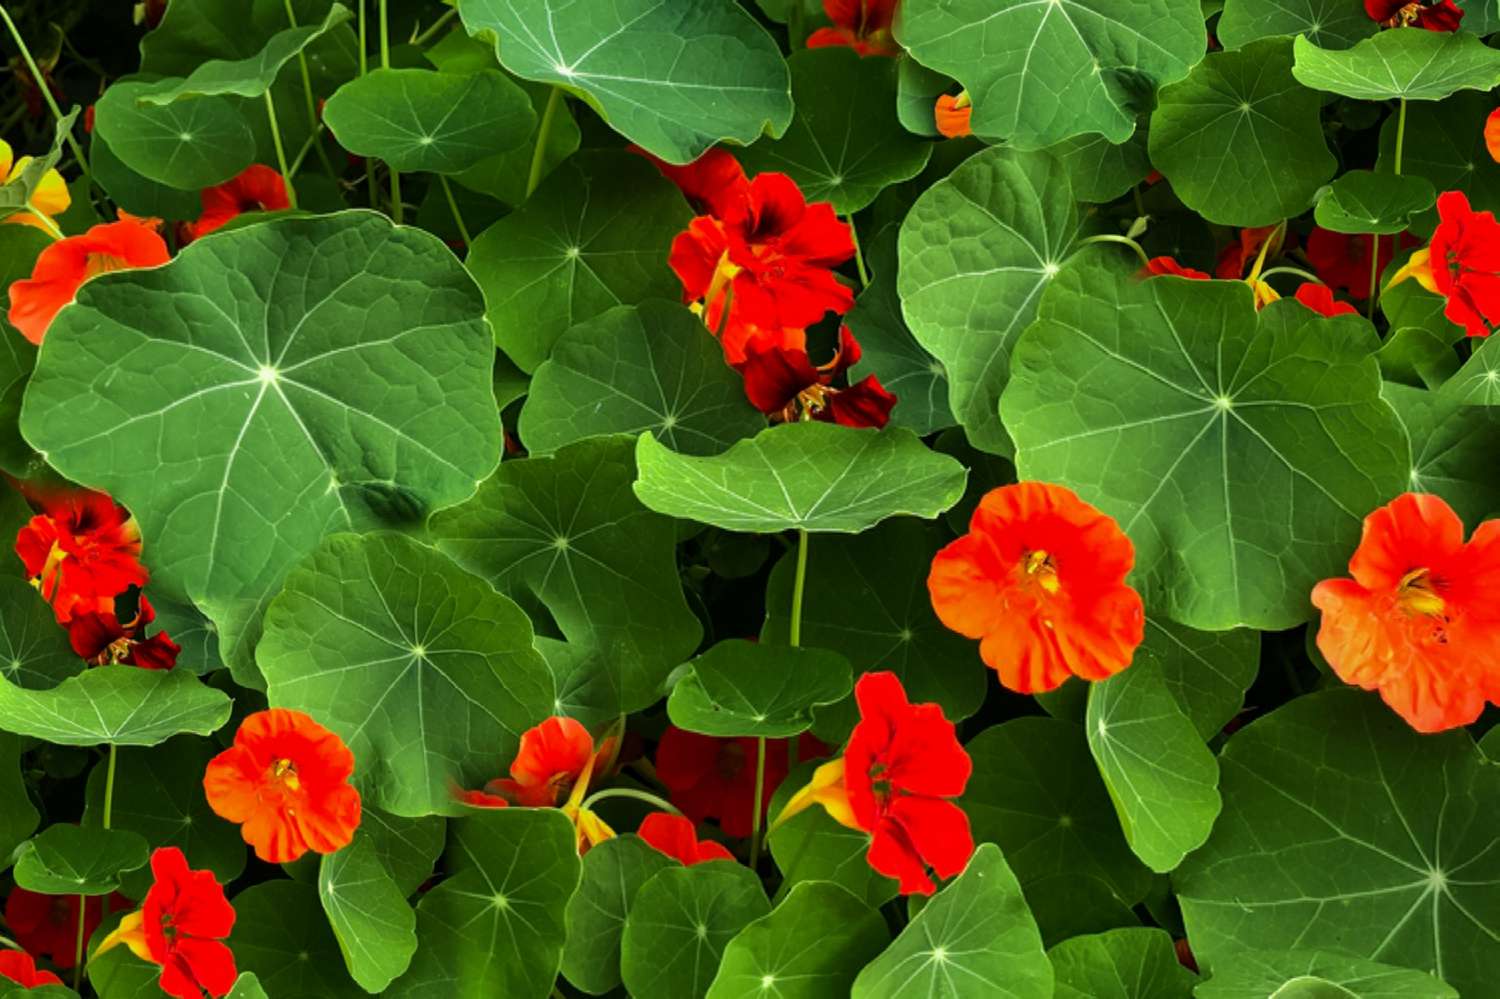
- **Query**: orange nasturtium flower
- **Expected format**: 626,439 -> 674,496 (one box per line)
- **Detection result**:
934,92 -> 972,138
14,487 -> 147,624
0,951 -> 62,989
928,482 -> 1145,694
184,164 -> 290,241
7,214 -> 171,344
0,138 -> 70,233
807,0 -> 900,57
203,709 -> 362,863
1312,493 -> 1500,733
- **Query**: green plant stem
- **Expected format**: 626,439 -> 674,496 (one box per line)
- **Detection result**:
0,3 -> 90,185
379,0 -> 402,222
439,175 -> 472,246
1367,237 -> 1381,319
789,529 -> 809,647
748,737 -> 767,869
580,786 -> 681,815
412,7 -> 457,46
1079,232 -> 1151,269
288,124 -> 326,179
847,214 -> 871,287
28,207 -> 63,240
72,746 -> 118,987
73,901 -> 85,990
755,529 -> 811,865
283,0 -> 341,183
103,744 -> 118,830
263,91 -> 298,209
1369,99 -> 1409,319
1259,265 -> 1322,284
1394,98 -> 1407,177
527,88 -> 563,199
359,0 -> 377,208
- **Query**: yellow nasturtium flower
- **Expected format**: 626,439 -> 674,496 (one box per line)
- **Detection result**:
0,138 -> 70,233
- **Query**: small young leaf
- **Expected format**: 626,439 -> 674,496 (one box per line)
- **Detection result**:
12,825 -> 149,895
1292,30 -> 1500,102
1315,170 -> 1437,235
668,639 -> 851,738
1049,927 -> 1197,999
318,833 -> 417,992
0,668 -> 231,747
91,80 -> 253,190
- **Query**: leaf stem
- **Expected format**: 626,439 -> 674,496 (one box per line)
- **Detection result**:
72,899 -> 85,990
103,744 -> 117,830
359,0 -> 377,208
789,529 -> 809,648
847,214 -> 871,287
1369,99 -> 1409,319
0,3 -> 90,185
580,786 -> 681,815
748,736 -> 767,868
411,7 -> 457,46
527,88 -> 564,199
438,175 -> 472,246
288,123 -> 326,179
1367,236 -> 1381,319
379,0 -> 401,222
1258,265 -> 1322,284
263,90 -> 298,209
1079,232 -> 1151,269
1393,97 -> 1407,177
283,0 -> 341,183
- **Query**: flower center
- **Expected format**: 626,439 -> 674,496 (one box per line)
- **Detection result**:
1022,549 -> 1061,595
270,757 -> 301,792
867,762 -> 894,811
1397,568 -> 1446,617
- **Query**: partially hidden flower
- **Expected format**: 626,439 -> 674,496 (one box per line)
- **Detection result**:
1365,0 -> 1463,30
1388,190 -> 1500,337
736,324 -> 896,427
0,138 -> 70,233
779,672 -> 973,896
638,812 -> 735,865
96,847 -> 237,999
15,488 -> 146,624
1140,256 -> 1210,280
1312,492 -> 1500,733
655,727 -> 791,838
1307,226 -> 1394,299
928,482 -> 1145,694
184,164 -> 290,241
68,594 -> 181,670
5,887 -> 129,970
1216,224 -> 1284,308
6,215 -> 170,344
634,145 -> 750,218
203,708 -> 362,863
807,0 -> 900,57
1294,282 -> 1359,317
1488,108 -> 1500,165
934,93 -> 972,139
0,950 -> 62,989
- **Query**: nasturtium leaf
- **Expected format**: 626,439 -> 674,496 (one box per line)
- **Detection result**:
465,152 -> 691,373
89,130 -> 202,222
667,639 -> 851,738
1315,170 -> 1437,235
258,532 -> 554,817
451,80 -> 581,207
392,810 -> 580,999
323,68 -> 535,173
706,882 -> 889,999
2,988 -> 80,999
91,80 -> 253,190
1292,30 -> 1500,102
0,668 -> 230,747
1217,0 -> 1376,50
1378,327 -> 1461,391
1048,128 -> 1152,205
1177,690 -> 1500,998
897,146 -> 1082,454
1048,927 -> 1196,999
894,57 -> 948,139
139,4 -> 352,103
12,825 -> 149,895
561,835 -> 675,996
1377,92 -> 1500,214
226,975 -> 270,999
1194,949 -> 1458,999
318,832 -> 417,993
230,881 -> 363,998
0,576 -> 81,691
1086,660 -> 1221,872
1149,39 -> 1335,227
149,595 -> 222,676
1438,334 -> 1500,405
360,809 -> 444,896
0,734 -> 37,869
852,844 -> 1053,999
634,424 -> 966,534
430,436 -> 702,716
895,0 -> 1204,149
22,212 -> 502,681
964,719 -> 1152,918
83,737 -> 246,895
457,0 -> 792,164
738,48 -> 929,214
621,861 -> 771,999
1003,265 -> 1409,631
1385,383 -> 1500,526
1137,617 -> 1259,740
519,301 -> 764,457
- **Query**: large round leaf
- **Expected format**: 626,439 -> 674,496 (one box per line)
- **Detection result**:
91,80 -> 253,190
0,575 -> 81,691
22,212 -> 502,681
457,0 -> 792,164
561,835 -> 675,995
1049,928 -> 1197,999
0,668 -> 231,747
13,825 -> 149,895
1149,39 -> 1335,228
667,639 -> 851,738
1003,264 -> 1409,631
1217,0 -> 1376,51
1292,30 -> 1500,102
895,0 -> 1204,149
318,832 -> 417,992
258,532 -> 555,817
1194,949 -> 1457,999
1177,690 -> 1500,998
229,881 -> 362,998
897,146 -> 1083,454
621,861 -> 771,999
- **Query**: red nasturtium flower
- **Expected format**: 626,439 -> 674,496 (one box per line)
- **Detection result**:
1294,282 -> 1359,317
635,146 -> 751,218
6,215 -> 171,344
807,0 -> 900,57
1141,256 -> 1210,280
1390,190 -> 1500,337
69,594 -> 181,670
1312,493 -> 1500,733
185,164 -> 290,241
0,950 -> 62,989
656,727 -> 791,838
928,482 -> 1145,694
203,709 -> 362,863
781,672 -> 973,895
1365,0 -> 1463,30
737,325 -> 896,427
15,488 -> 146,624
1215,224 -> 1284,280
97,847 -> 237,999
5,887 -> 128,970
638,812 -> 736,865
1307,226 -> 1393,299
934,93 -> 972,138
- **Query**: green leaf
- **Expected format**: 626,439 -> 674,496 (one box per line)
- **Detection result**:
1315,170 -> 1437,235
1385,383 -> 1500,525
1377,327 -> 1461,391
519,301 -> 764,457
561,834 -> 675,995
667,639 -> 851,738
430,436 -> 702,716
1150,39 -> 1335,227
1048,129 -> 1152,205
1218,0 -> 1376,50
621,861 -> 771,999
451,79 -> 581,208
0,575 -> 82,690
1086,660 -> 1221,872
323,68 -> 535,173
894,57 -> 949,139
389,810 -> 581,999
318,832 -> 417,992
1177,689 -> 1500,998
12,825 -> 149,895
1292,29 -> 1500,101
22,212 -> 502,681
897,147 -> 1082,454
1437,334 -> 1500,405
1137,617 -> 1259,740
149,595 -> 222,675
226,974 -> 270,999
1194,949 -> 1458,999
91,80 -> 254,190
457,0 -> 792,164
258,532 -> 554,816
229,880 -> 363,998
1377,92 -> 1500,214
89,130 -> 202,222
767,758 -> 897,907
1049,927 -> 1196,998
707,882 -> 889,999
895,0 -> 1204,148
0,733 -> 37,869
852,843 -> 1053,998
465,152 -> 691,372
1003,264 -> 1409,630
0,667 -> 231,747
360,808 -> 444,896
738,48 -> 929,214
139,4 -> 353,103
634,424 -> 966,533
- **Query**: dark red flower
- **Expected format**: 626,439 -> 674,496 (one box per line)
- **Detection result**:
1365,0 -> 1463,30
68,595 -> 180,670
1215,225 -> 1284,280
1307,227 -> 1395,299
655,728 -> 791,838
735,325 -> 896,427
807,0 -> 900,56
638,812 -> 736,865
6,888 -> 129,970
186,165 -> 290,241
1294,283 -> 1359,317
632,146 -> 750,218
15,489 -> 146,624
1141,257 -> 1210,280
0,950 -> 62,988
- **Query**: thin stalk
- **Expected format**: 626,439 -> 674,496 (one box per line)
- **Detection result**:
759,529 -> 809,864
283,0 -> 341,182
103,745 -> 118,830
288,124 -> 326,179
359,0 -> 377,208
580,786 -> 681,815
379,0 -> 401,222
263,91 -> 298,209
789,530 -> 809,648
72,901 -> 85,989
439,174 -> 472,246
1079,232 -> 1151,269
1371,99 -> 1409,317
748,737 -> 767,868
1259,265 -> 1323,284
847,214 -> 871,287
27,207 -> 63,240
1367,235 -> 1381,319
0,3 -> 90,183
73,746 -> 118,986
1394,98 -> 1407,176
526,88 -> 563,199
412,7 -> 457,46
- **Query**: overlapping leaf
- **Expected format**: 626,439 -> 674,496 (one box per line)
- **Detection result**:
1194,949 -> 1457,999
621,862 -> 770,999
12,825 -> 149,895
561,835 -> 675,995
1217,0 -> 1376,50
1292,30 -> 1500,101
1315,170 -> 1436,235
667,639 -> 851,738
91,80 -> 253,190
318,832 -> 417,992
1049,928 -> 1196,999
0,668 -> 231,747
